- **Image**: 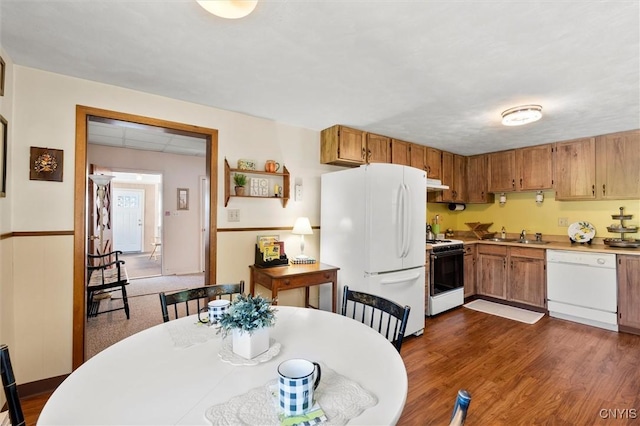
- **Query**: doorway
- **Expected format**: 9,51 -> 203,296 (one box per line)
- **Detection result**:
73,105 -> 219,369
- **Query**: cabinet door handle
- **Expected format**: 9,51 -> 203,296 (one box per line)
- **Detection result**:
367,149 -> 372,161
602,184 -> 606,196
512,179 -> 516,189
361,147 -> 366,160
520,178 -> 523,188
592,184 -> 595,196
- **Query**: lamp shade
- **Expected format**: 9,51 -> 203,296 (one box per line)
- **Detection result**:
196,0 -> 258,19
292,217 -> 313,235
89,174 -> 115,187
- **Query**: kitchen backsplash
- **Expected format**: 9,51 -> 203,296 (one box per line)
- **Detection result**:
427,190 -> 640,240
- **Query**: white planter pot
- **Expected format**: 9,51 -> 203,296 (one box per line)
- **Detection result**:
232,327 -> 270,359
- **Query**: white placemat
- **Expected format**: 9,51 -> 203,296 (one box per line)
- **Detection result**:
205,363 -> 378,425
218,338 -> 281,366
165,320 -> 220,348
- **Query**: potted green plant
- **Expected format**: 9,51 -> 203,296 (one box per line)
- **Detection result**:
218,293 -> 277,359
233,173 -> 247,196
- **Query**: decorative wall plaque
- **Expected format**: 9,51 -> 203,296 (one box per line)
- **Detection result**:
30,147 -> 64,182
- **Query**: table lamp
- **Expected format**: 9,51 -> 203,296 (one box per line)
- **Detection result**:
292,217 -> 313,260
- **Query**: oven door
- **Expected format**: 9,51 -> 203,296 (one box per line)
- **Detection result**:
430,249 -> 464,296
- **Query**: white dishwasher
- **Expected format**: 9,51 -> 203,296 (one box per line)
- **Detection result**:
546,250 -> 618,331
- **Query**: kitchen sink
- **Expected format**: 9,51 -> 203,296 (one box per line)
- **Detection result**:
516,239 -> 550,245
482,237 -> 519,242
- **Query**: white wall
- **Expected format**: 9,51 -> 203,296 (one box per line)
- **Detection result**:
7,65 -> 341,384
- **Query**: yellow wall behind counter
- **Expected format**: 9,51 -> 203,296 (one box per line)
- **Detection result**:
427,191 -> 640,238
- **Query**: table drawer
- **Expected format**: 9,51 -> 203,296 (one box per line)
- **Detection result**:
277,271 -> 336,289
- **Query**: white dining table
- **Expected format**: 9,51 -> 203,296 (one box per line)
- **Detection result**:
38,306 -> 408,425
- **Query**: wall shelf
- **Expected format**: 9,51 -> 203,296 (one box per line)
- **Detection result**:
224,158 -> 290,208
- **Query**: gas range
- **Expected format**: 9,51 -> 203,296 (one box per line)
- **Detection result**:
426,239 -> 464,252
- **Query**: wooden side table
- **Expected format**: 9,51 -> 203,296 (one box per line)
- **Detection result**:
249,263 -> 340,312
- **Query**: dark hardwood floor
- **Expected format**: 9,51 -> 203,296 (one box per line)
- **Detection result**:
19,306 -> 640,425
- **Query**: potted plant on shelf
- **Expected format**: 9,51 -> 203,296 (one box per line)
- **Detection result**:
218,293 -> 277,359
233,173 -> 247,196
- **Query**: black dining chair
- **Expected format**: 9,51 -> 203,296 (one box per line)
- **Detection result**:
1,344 -> 25,426
341,285 -> 411,352
159,281 -> 244,322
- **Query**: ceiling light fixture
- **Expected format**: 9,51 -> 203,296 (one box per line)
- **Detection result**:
196,0 -> 258,19
501,105 -> 543,126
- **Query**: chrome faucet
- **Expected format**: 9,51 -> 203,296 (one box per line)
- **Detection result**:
520,229 -> 527,240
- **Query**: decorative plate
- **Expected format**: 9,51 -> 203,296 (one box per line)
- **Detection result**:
568,221 -> 596,242
218,338 -> 281,366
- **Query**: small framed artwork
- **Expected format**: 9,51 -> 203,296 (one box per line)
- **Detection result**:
30,146 -> 64,182
177,188 -> 189,210
0,115 -> 7,197
0,55 -> 5,97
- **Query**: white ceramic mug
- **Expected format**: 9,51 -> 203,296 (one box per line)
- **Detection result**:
199,299 -> 230,324
278,358 -> 321,416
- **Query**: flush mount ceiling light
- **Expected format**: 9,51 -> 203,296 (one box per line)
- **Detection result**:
501,105 -> 543,126
196,0 -> 258,19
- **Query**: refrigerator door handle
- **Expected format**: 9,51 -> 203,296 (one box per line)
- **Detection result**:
398,184 -> 410,258
396,184 -> 405,259
403,183 -> 412,258
381,273 -> 421,285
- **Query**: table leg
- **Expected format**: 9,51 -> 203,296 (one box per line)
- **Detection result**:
272,287 -> 278,305
332,277 -> 337,313
249,270 -> 256,296
304,287 -> 310,309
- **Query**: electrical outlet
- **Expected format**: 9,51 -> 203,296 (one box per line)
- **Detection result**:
558,217 -> 569,227
295,184 -> 303,201
227,209 -> 240,222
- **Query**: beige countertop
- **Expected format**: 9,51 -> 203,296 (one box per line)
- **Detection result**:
454,236 -> 640,256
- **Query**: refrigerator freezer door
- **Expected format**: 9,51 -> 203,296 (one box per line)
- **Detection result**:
364,164 -> 426,273
365,266 -> 426,337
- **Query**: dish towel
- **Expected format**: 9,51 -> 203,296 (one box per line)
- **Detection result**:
205,362 -> 378,425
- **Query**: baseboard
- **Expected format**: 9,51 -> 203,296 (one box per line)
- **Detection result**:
619,325 -> 640,336
18,374 -> 68,398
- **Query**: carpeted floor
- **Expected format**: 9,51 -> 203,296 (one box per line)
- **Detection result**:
120,251 -> 162,279
85,273 -> 205,359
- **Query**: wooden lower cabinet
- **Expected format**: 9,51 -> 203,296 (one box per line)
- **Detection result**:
463,244 -> 476,298
618,255 -> 640,330
476,245 -> 545,308
477,245 -> 507,299
507,247 -> 546,308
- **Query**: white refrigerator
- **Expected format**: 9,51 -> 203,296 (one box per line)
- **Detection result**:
320,163 -> 426,336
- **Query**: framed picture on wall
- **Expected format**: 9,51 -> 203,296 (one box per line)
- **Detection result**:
29,146 -> 64,182
0,115 -> 7,197
177,188 -> 189,210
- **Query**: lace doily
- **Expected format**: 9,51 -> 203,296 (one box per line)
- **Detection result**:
218,338 -> 281,366
165,320 -> 220,348
205,363 -> 378,425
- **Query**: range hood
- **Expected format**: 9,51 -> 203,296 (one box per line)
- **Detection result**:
426,178 -> 449,192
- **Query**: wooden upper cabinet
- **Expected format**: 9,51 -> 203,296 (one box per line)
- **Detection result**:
391,139 -> 411,166
595,130 -> 640,200
466,154 -> 494,203
425,147 -> 442,180
409,144 -> 427,171
554,137 -> 596,200
366,133 -> 391,164
433,151 -> 466,203
488,150 -> 517,192
516,143 -> 554,191
320,125 -> 366,166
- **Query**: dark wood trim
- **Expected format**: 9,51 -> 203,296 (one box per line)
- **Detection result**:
619,324 -> 640,336
73,105 -> 218,370
217,226 -> 320,232
11,231 -> 74,237
16,375 -> 67,399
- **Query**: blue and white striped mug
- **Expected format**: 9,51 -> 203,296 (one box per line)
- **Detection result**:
278,358 -> 321,416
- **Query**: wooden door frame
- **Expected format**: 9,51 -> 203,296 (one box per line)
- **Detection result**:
73,105 -> 218,369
